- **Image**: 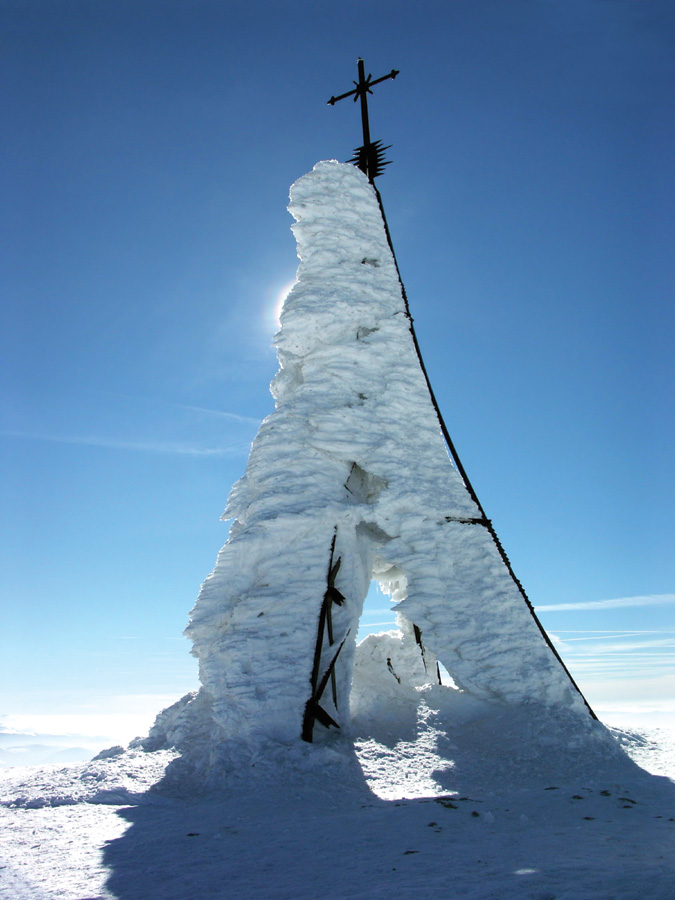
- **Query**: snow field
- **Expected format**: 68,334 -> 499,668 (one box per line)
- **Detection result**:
1,715 -> 674,900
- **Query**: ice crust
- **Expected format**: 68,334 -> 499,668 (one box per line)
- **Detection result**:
180,161 -> 591,755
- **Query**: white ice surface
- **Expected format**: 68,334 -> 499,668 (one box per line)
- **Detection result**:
180,161 -> 594,765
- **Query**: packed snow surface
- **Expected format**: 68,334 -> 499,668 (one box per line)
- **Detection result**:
1,706 -> 674,899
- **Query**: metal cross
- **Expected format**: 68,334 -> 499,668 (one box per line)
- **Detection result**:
328,58 -> 399,181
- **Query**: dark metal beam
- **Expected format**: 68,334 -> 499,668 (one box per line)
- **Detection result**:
328,58 -> 399,182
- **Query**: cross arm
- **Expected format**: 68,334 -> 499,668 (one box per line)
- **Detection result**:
327,67 -> 399,105
368,68 -> 400,89
327,87 -> 358,106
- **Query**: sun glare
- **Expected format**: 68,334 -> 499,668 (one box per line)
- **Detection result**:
270,279 -> 296,330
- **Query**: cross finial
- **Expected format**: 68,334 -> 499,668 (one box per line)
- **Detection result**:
328,58 -> 399,181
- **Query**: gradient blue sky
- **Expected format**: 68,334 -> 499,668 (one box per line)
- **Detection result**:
2,0 -> 674,745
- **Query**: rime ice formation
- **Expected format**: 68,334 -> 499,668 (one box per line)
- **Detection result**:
180,161 -> 591,752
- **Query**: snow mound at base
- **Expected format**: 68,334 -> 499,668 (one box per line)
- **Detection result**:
2,638 -> 670,809
109,631 -> 631,800
348,629 -> 629,798
609,725 -> 675,780
1,730 -> 673,900
0,705 -> 661,811
0,750 -> 178,809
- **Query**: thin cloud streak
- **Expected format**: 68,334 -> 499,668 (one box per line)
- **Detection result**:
572,638 -> 675,653
552,630 -> 675,634
545,625 -> 675,687
573,658 -> 674,669
570,663 -> 674,679
177,402 -> 261,425
537,594 -> 675,612
93,388 -> 262,425
556,631 -> 675,643
551,633 -> 675,655
0,429 -> 247,456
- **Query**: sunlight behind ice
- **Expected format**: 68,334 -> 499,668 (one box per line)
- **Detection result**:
270,279 -> 296,329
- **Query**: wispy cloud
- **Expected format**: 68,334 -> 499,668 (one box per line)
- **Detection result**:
89,387 -> 263,425
0,429 -> 247,456
570,637 -> 675,654
175,402 -> 261,425
536,594 -> 675,612
545,626 -> 675,689
554,631 -> 675,643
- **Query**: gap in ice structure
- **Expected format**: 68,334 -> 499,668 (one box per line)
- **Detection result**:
142,161 -> 611,774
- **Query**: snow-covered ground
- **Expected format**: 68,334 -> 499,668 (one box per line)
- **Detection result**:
1,693 -> 673,900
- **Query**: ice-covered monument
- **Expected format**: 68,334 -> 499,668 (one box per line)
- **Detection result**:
155,158 -> 594,753
144,63 -> 599,764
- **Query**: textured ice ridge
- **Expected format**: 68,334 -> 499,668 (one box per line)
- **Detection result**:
172,161 -> 593,754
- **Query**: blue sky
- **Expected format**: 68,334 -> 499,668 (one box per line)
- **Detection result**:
2,0 -> 674,748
